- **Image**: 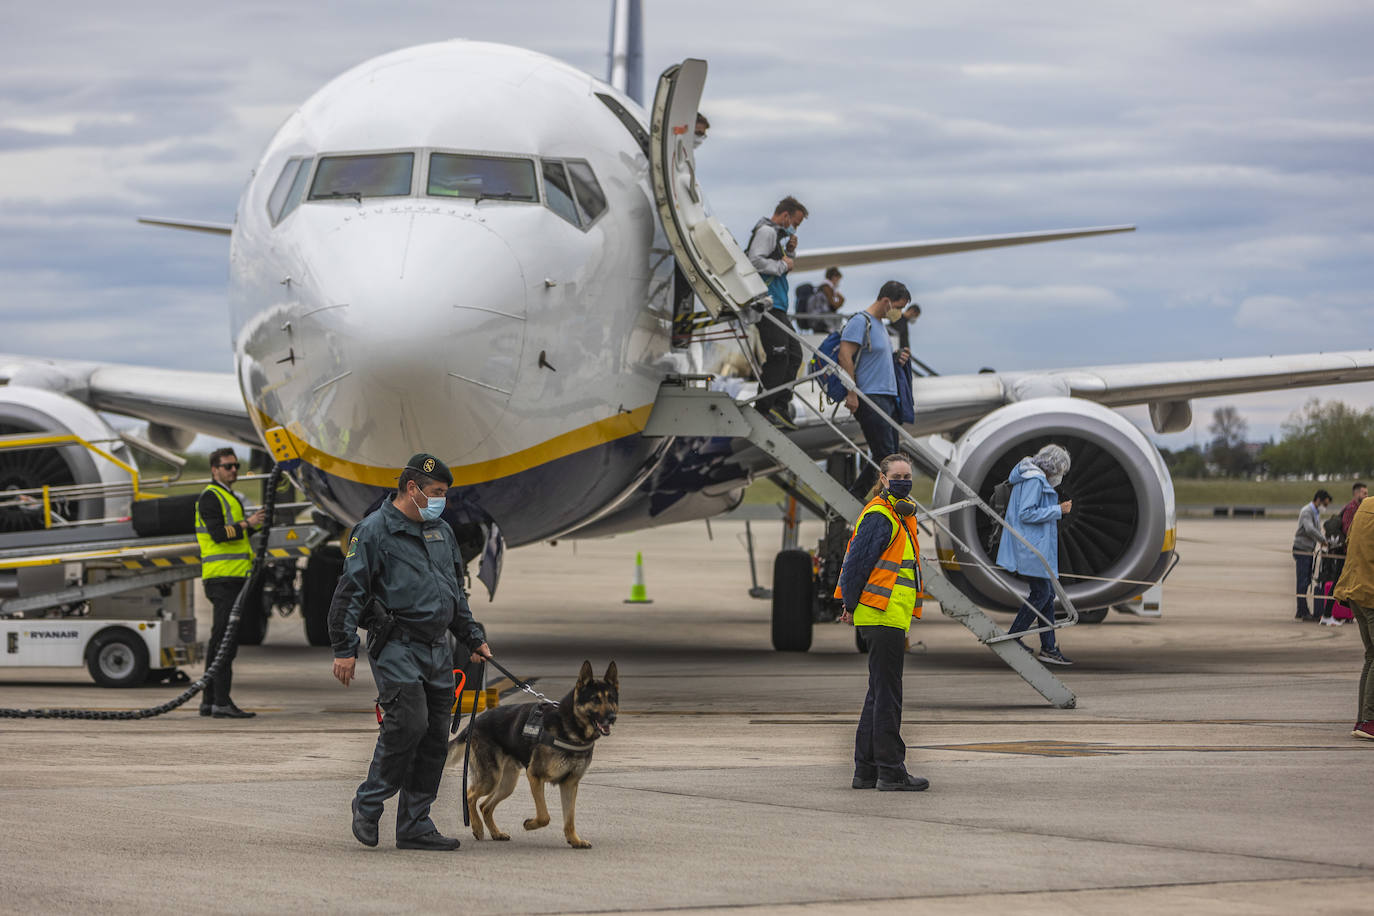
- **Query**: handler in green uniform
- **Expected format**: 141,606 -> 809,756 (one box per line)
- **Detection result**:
328,453 -> 491,851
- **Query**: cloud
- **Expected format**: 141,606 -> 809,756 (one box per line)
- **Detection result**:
924,284 -> 1126,316
0,0 -> 1371,451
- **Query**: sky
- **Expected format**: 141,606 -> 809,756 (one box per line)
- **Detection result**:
2,0 -> 1372,450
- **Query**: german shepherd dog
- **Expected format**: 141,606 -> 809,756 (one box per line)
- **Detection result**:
449,660 -> 618,849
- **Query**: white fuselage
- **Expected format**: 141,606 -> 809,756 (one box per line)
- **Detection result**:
229,41 -> 680,543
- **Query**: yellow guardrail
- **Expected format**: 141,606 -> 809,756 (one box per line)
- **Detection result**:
0,432 -> 144,529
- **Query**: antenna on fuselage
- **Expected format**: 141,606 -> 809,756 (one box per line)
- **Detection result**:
606,0 -> 644,104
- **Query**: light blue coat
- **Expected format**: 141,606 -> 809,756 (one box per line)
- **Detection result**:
997,457 -> 1062,577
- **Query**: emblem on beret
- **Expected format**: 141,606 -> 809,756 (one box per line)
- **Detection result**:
423,457 -> 436,473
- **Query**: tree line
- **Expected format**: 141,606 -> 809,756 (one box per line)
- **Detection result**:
1158,400 -> 1374,479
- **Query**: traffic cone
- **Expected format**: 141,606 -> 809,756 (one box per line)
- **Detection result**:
624,551 -> 653,604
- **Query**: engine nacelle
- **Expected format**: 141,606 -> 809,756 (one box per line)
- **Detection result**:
0,386 -> 137,533
932,397 -> 1176,612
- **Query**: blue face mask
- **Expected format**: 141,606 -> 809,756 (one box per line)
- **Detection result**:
410,488 -> 446,521
886,479 -> 913,499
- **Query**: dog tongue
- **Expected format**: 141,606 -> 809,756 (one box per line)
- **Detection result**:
597,722 -> 611,735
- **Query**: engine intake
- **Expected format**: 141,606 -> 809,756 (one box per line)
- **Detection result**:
932,397 -> 1175,612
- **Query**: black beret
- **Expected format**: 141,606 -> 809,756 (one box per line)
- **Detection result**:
405,453 -> 453,486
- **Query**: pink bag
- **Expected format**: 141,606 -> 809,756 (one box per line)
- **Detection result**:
1323,581 -> 1355,620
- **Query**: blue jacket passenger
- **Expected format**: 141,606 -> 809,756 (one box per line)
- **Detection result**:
997,457 -> 1062,577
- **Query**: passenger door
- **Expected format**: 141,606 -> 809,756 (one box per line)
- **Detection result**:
650,59 -> 771,320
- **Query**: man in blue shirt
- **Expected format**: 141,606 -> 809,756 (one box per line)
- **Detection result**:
838,280 -> 913,498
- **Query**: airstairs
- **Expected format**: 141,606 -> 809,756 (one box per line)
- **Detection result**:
646,57 -> 1076,707
643,311 -> 1078,709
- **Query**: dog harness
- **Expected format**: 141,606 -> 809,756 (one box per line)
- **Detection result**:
521,703 -> 596,753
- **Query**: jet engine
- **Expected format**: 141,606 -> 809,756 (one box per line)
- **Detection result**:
931,397 -> 1175,613
0,386 -> 137,533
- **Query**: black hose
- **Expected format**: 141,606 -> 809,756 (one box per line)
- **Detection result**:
0,465 -> 286,720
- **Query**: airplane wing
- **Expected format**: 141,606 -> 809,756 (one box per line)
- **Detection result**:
790,225 -> 1135,272
726,347 -> 1374,480
136,216 -> 233,236
0,354 -> 256,445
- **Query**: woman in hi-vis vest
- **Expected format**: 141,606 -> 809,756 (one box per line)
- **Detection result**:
837,453 -> 930,792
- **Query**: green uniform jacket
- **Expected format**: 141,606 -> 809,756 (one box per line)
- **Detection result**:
327,501 -> 485,659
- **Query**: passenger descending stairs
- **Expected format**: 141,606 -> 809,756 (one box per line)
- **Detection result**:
643,377 -> 1077,709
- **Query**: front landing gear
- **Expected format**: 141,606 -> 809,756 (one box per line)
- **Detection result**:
770,549 -> 814,652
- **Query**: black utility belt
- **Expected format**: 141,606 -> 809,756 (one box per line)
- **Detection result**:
394,628 -> 449,647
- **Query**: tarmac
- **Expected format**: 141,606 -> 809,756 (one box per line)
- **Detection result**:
1,517 -> 1371,915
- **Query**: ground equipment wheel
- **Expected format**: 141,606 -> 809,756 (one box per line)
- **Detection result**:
86,628 -> 150,688
1077,606 -> 1109,624
236,603 -> 269,646
771,549 -> 814,652
854,628 -> 869,654
301,545 -> 344,647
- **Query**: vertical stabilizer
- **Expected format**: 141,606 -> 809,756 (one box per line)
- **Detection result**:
606,0 -> 644,104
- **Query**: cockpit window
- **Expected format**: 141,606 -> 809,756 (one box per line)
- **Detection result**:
541,159 -> 581,227
267,158 -> 304,224
308,152 -> 414,201
428,153 -> 538,202
566,160 -> 606,223
272,157 -> 312,224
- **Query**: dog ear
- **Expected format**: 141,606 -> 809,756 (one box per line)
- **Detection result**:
604,661 -> 618,689
577,660 -> 594,688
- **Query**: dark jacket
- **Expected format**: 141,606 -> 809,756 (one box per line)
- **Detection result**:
327,501 -> 484,659
839,510 -> 894,611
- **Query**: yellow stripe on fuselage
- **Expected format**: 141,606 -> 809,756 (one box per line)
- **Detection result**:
253,404 -> 654,488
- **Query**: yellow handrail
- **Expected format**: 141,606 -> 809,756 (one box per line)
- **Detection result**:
0,433 -> 142,528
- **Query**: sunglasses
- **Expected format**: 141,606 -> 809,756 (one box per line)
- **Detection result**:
216,462 -> 240,470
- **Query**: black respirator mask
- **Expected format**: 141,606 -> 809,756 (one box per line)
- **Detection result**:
885,479 -> 917,517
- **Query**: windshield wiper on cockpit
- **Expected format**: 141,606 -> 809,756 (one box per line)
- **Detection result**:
316,191 -> 363,204
473,191 -> 515,204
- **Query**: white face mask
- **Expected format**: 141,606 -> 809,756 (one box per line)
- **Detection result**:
691,133 -> 705,150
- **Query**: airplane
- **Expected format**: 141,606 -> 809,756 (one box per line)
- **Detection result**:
2,0 -> 1373,653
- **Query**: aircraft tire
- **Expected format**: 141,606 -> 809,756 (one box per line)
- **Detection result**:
771,549 -> 814,652
301,546 -> 344,648
1077,607 -> 1109,624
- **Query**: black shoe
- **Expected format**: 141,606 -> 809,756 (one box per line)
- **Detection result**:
198,703 -> 212,717
766,407 -> 799,430
211,703 -> 256,719
852,775 -> 877,789
351,798 -> 378,848
877,774 -> 930,792
396,830 -> 461,851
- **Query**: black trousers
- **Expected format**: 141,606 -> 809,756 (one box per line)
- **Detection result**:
756,309 -> 803,415
854,625 -> 909,781
850,394 -> 901,499
203,576 -> 258,706
357,638 -> 454,840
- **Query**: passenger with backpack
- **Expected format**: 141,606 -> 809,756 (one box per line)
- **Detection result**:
835,280 -> 914,498
745,196 -> 808,428
997,444 -> 1075,667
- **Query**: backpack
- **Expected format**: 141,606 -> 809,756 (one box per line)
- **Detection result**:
794,282 -> 816,314
810,313 -> 873,403
983,479 -> 1015,558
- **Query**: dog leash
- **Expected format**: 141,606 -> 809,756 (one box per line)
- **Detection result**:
457,660 -> 482,828
484,656 -> 558,707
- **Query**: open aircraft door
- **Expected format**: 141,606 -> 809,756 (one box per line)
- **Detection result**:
650,59 -> 773,320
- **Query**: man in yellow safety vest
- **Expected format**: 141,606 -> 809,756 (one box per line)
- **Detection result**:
836,453 -> 930,792
194,447 -> 265,718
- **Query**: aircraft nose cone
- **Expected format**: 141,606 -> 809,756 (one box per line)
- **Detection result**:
295,208 -> 530,466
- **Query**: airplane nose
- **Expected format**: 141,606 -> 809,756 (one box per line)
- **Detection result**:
294,209 -> 529,466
